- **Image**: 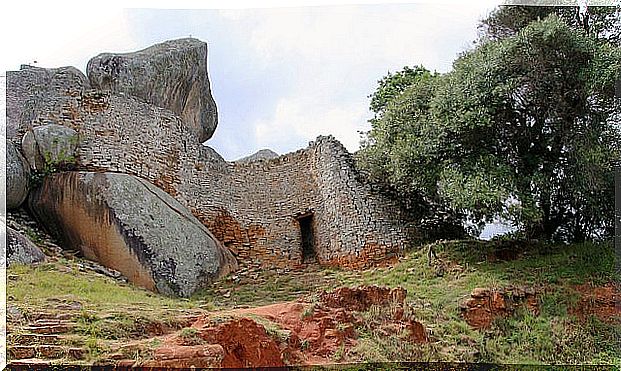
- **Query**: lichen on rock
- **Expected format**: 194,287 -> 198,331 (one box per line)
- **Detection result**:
21,124 -> 79,172
6,227 -> 47,267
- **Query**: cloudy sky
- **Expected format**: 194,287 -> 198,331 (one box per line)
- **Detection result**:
1,0 -> 510,238
1,0 -> 499,160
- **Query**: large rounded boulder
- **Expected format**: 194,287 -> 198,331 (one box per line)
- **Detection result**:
6,227 -> 46,267
6,142 -> 31,209
235,149 -> 279,163
87,38 -> 218,142
29,172 -> 238,297
6,65 -> 89,143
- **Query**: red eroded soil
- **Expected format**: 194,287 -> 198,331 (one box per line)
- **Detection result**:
234,285 -> 420,365
139,285 -> 428,367
319,286 -> 407,312
460,286 -> 540,329
141,317 -> 284,368
198,317 -> 285,368
141,344 -> 225,368
238,300 -> 355,364
571,282 -> 620,324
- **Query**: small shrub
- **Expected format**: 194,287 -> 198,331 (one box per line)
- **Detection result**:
24,229 -> 44,245
84,337 -> 107,360
332,343 -> 346,361
149,338 -> 162,349
300,339 -> 310,351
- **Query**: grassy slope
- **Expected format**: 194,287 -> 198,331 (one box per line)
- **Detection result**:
7,241 -> 620,366
334,241 -> 620,366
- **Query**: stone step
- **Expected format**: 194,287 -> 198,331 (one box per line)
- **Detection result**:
67,347 -> 87,360
8,345 -> 86,360
32,319 -> 76,326
8,345 -> 36,360
37,345 -> 66,359
31,312 -> 79,321
8,358 -> 53,367
7,333 -> 63,346
22,323 -> 75,335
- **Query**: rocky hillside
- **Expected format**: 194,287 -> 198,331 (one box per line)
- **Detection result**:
6,233 -> 619,367
5,38 -> 619,369
6,38 -> 235,298
6,37 -> 417,299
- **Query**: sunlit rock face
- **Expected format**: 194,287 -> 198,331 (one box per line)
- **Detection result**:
29,171 -> 238,298
87,38 -> 218,143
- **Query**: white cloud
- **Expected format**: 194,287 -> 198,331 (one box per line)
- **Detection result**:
0,2 -> 500,162
221,3 -> 497,157
1,5 -> 139,72
255,97 -> 369,153
243,4 -> 492,72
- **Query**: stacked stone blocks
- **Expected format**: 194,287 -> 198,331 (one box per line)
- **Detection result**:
6,40 -> 418,273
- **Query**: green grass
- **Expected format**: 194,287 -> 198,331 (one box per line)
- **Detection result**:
7,259 -> 201,363
177,327 -> 204,345
244,314 -> 292,344
7,240 -> 619,366
329,240 -> 619,365
8,261 -> 195,312
192,266 -> 347,307
434,240 -> 618,286
480,310 -> 621,366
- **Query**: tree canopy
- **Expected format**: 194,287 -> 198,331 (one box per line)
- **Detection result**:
479,5 -> 620,45
358,7 -> 621,242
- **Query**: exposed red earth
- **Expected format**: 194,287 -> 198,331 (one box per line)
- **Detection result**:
136,285 -> 428,368
571,282 -> 620,324
460,286 -> 540,329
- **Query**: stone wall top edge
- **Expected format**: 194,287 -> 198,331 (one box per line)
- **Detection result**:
7,64 -> 85,77
229,135 -> 352,168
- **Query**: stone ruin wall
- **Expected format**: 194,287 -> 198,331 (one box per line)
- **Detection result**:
189,148 -> 319,268
312,138 -> 416,267
191,137 -> 418,269
7,67 -> 418,270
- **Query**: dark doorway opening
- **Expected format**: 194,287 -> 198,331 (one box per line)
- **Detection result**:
298,214 -> 316,263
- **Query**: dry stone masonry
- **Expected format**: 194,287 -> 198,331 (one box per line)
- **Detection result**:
6,38 -> 419,295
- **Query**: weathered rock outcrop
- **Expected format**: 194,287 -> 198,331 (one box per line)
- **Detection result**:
21,124 -> 79,171
6,227 -> 46,266
28,172 -> 238,297
87,38 -> 218,142
7,142 -> 31,209
6,38 -> 416,280
235,149 -> 279,163
6,65 -> 89,144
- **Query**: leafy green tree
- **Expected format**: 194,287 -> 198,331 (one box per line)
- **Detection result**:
359,14 -> 620,242
368,66 -> 435,117
360,68 -> 468,238
479,5 -> 620,45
